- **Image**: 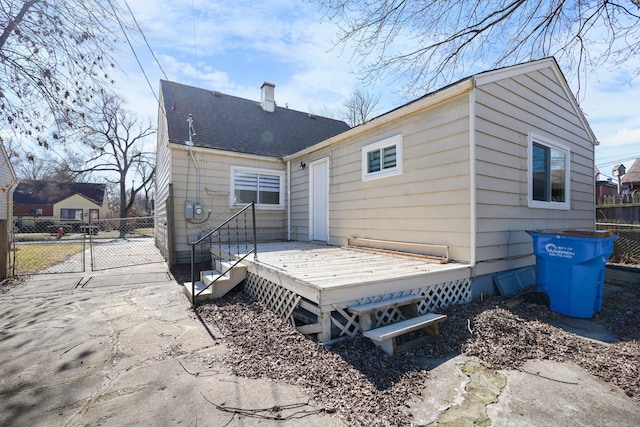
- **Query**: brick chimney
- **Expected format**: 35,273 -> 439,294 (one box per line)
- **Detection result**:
261,82 -> 275,113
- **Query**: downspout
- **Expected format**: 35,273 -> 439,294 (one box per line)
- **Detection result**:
469,80 -> 477,267
287,160 -> 291,241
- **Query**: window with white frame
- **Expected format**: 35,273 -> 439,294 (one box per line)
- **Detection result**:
231,167 -> 284,208
528,133 -> 570,210
362,134 -> 403,181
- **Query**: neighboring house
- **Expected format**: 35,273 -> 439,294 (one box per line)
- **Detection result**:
156,57 -> 598,295
621,157 -> 640,192
0,141 -> 17,279
596,179 -> 619,198
13,180 -> 108,227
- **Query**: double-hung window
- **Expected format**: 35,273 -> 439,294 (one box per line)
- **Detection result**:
528,133 -> 570,210
362,134 -> 403,181
231,167 -> 284,209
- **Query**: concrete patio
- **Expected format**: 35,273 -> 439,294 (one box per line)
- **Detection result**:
0,258 -> 638,426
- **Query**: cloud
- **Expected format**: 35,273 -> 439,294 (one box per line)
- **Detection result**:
115,0 -> 640,169
116,0 -> 371,119
601,127 -> 640,148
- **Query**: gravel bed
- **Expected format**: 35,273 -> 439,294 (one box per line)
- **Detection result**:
197,292 -> 428,426
438,298 -> 640,399
196,278 -> 640,426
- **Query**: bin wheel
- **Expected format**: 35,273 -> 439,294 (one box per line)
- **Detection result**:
524,291 -> 550,307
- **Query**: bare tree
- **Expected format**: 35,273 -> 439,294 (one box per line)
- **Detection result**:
136,160 -> 155,215
0,0 -> 124,141
67,92 -> 155,235
4,137 -> 92,181
318,0 -> 640,96
342,88 -> 380,126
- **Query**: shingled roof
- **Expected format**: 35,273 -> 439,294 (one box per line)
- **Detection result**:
160,80 -> 350,157
621,158 -> 640,188
14,180 -> 106,205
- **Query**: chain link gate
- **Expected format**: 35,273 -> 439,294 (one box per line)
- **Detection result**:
11,216 -> 162,276
88,216 -> 163,271
11,219 -> 86,275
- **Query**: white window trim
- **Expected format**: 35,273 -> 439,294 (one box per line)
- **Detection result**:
527,132 -> 570,210
361,134 -> 403,181
230,166 -> 285,210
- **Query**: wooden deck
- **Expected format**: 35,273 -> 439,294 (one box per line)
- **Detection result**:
247,241 -> 472,305
236,241 -> 473,342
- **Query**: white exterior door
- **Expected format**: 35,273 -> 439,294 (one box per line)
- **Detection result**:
310,159 -> 329,242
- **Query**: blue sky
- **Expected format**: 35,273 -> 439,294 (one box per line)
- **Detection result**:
114,0 -> 640,180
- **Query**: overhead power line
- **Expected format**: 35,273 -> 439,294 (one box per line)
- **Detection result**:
106,0 -> 159,105
123,0 -> 168,81
597,154 -> 639,169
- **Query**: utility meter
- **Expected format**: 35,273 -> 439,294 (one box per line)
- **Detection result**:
194,203 -> 204,219
185,200 -> 194,218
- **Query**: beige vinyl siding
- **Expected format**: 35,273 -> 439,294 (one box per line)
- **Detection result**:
474,69 -> 595,275
154,102 -> 172,259
290,150 -> 330,240
0,158 -> 15,220
169,146 -> 286,262
53,194 -> 102,220
291,93 -> 473,262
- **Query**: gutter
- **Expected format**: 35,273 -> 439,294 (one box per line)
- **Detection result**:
168,142 -> 282,163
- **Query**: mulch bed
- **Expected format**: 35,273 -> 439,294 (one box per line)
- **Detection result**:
196,276 -> 640,426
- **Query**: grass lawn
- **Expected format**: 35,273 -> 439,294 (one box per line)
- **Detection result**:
10,242 -> 85,274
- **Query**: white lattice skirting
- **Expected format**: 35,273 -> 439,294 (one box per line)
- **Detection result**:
244,272 -> 471,342
244,272 -> 301,327
329,278 -> 472,339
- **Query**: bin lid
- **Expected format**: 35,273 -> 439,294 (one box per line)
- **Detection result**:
527,229 -> 616,238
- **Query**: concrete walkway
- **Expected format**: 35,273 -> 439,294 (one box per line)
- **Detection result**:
0,260 -> 638,426
0,263 -> 341,427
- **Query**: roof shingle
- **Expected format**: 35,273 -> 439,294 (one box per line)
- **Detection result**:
160,80 -> 350,157
621,158 -> 640,186
14,180 -> 106,205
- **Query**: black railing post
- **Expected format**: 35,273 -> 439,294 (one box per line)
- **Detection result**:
252,201 -> 257,260
235,216 -> 240,257
190,242 -> 196,307
188,202 -> 258,307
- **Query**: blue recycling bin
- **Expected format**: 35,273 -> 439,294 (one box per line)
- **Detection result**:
527,230 -> 618,318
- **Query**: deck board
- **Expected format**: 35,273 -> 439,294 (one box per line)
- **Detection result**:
243,241 -> 472,304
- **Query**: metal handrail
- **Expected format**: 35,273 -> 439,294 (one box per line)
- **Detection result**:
190,202 -> 257,306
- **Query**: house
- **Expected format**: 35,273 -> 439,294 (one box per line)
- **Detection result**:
155,57 -> 599,344
621,158 -> 640,192
13,180 -> 108,230
596,179 -> 619,198
154,80 -> 350,264
0,141 -> 17,279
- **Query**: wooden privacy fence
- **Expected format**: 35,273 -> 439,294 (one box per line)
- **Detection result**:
596,193 -> 640,224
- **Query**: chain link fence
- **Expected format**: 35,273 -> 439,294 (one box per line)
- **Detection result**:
11,219 -> 87,275
11,216 -> 163,275
597,221 -> 640,265
88,217 -> 163,271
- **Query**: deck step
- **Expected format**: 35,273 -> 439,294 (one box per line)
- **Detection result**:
348,294 -> 424,315
348,294 -> 424,331
201,269 -> 230,285
183,262 -> 248,304
183,281 -> 212,304
363,313 -> 447,356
